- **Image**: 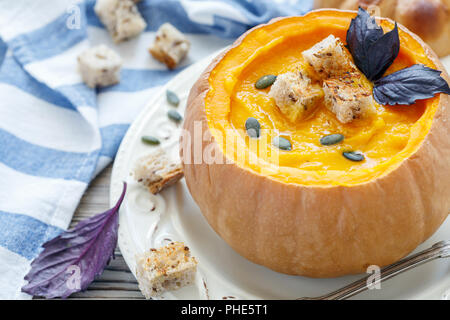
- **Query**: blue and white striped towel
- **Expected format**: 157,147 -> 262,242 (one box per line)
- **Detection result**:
0,0 -> 312,299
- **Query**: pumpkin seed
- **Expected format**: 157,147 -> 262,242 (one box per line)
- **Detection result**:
168,109 -> 183,123
141,135 -> 160,145
273,136 -> 292,151
343,151 -> 365,162
166,90 -> 180,106
245,117 -> 261,138
320,134 -> 344,146
255,75 -> 277,89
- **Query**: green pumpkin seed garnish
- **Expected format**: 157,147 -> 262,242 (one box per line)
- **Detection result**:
168,109 -> 183,123
320,134 -> 344,146
245,117 -> 261,138
141,135 -> 160,145
273,136 -> 292,151
343,151 -> 365,162
166,90 -> 180,106
255,75 -> 277,89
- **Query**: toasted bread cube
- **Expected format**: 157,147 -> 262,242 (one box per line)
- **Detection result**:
149,23 -> 190,69
136,242 -> 198,298
77,45 -> 122,88
133,149 -> 184,194
269,71 -> 324,122
95,0 -> 146,43
323,72 -> 376,123
302,35 -> 357,79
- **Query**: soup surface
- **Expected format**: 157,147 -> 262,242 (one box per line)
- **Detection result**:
205,12 -> 439,186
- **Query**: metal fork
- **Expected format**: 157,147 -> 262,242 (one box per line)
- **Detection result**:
298,240 -> 450,300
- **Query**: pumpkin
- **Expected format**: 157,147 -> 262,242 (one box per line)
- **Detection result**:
315,0 -> 450,57
180,9 -> 450,277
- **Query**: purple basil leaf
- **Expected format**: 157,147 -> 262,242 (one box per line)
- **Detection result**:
373,64 -> 450,105
346,7 -> 399,81
365,23 -> 399,81
21,182 -> 127,299
346,7 -> 383,70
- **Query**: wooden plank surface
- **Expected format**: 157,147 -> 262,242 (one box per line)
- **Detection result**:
69,165 -> 145,299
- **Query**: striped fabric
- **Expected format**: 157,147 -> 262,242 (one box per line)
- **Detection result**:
0,0 -> 313,299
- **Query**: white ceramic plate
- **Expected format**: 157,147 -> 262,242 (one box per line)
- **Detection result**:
110,51 -> 450,300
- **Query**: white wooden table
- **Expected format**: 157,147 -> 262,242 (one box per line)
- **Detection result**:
69,165 -> 145,299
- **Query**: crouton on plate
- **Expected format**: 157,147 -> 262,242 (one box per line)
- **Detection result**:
135,242 -> 198,298
133,149 -> 184,194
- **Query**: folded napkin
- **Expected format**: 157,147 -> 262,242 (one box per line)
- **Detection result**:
0,0 -> 312,299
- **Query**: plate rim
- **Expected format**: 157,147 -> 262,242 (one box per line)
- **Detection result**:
109,49 -> 223,297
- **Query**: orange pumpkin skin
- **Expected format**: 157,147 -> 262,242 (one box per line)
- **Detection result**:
181,10 -> 450,277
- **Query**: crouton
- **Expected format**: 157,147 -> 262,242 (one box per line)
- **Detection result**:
323,72 -> 376,123
136,242 -> 198,299
94,0 -> 146,43
302,35 -> 357,79
133,149 -> 184,194
269,71 -> 324,122
149,23 -> 190,69
77,44 -> 122,88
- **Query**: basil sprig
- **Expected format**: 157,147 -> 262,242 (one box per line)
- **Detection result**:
374,64 -> 450,105
346,7 -> 399,82
346,7 -> 450,105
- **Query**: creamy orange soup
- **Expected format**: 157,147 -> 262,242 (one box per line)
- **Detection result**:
205,11 -> 439,186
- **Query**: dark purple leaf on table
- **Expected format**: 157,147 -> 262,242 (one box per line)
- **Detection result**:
21,182 -> 127,299
373,64 -> 450,105
346,7 -> 400,81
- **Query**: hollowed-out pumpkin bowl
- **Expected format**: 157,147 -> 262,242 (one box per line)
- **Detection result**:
181,9 -> 450,277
